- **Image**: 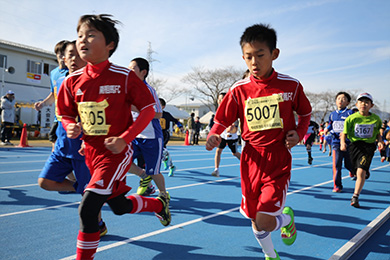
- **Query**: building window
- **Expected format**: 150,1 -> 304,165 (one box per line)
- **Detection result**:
43,63 -> 57,76
27,60 -> 42,74
0,54 -> 7,68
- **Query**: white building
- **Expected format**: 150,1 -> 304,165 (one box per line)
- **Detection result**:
176,102 -> 212,119
1,39 -> 57,132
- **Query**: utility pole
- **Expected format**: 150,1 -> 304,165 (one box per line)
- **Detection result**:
146,41 -> 158,82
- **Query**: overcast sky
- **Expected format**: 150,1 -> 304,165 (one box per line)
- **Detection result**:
1,0 -> 389,112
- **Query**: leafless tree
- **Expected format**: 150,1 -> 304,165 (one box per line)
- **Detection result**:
306,91 -> 335,123
182,66 -> 243,111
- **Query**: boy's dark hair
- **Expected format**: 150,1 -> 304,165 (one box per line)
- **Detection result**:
54,40 -> 70,55
240,24 -> 277,52
159,98 -> 166,107
131,57 -> 149,78
335,91 -> 351,102
63,40 -> 76,52
77,14 -> 120,57
242,69 -> 250,79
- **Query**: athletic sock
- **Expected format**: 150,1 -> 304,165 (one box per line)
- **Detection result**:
274,213 -> 291,231
252,228 -> 276,258
168,157 -> 173,167
308,151 -> 312,158
127,194 -> 163,213
76,231 -> 100,260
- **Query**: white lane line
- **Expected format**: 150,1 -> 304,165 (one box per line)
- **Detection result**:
0,202 -> 80,217
0,160 -> 46,164
59,207 -> 241,260
0,169 -> 42,175
0,183 -> 38,189
328,205 -> 390,260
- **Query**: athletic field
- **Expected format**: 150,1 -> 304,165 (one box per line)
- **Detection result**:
0,142 -> 389,259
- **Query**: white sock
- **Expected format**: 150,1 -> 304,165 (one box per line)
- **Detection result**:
274,213 -> 291,231
214,168 -> 219,171
252,228 -> 276,258
168,157 -> 173,167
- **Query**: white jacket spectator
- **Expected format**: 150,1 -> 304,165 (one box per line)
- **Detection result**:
1,90 -> 16,145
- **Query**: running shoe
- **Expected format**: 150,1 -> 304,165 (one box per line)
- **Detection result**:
308,157 -> 313,165
137,176 -> 153,195
143,185 -> 156,196
163,159 -> 169,170
265,250 -> 280,260
332,187 -> 342,193
155,195 -> 171,226
99,221 -> 108,237
351,196 -> 360,208
162,151 -> 170,170
328,150 -> 332,156
281,206 -> 297,245
160,191 -> 171,203
168,165 -> 176,177
211,169 -> 220,177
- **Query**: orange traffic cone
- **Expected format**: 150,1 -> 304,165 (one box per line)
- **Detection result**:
17,123 -> 31,147
184,130 -> 190,146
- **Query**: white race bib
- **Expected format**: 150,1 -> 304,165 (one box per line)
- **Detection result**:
333,121 -> 344,133
245,94 -> 283,132
78,100 -> 110,136
354,124 -> 374,138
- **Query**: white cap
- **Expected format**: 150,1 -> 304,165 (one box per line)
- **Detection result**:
6,90 -> 14,95
357,92 -> 373,103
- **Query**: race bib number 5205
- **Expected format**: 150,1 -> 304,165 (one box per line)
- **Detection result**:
78,100 -> 110,135
245,94 -> 283,132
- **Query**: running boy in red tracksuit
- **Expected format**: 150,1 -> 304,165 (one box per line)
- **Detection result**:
57,14 -> 171,260
206,24 -> 312,260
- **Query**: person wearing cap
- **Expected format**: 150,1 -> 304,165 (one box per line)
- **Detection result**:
1,90 -> 16,145
340,92 -> 384,208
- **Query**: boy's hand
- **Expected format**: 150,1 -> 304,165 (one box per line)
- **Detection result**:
67,123 -> 82,139
34,101 -> 43,111
206,134 -> 221,151
340,142 -> 347,151
104,137 -> 127,154
377,141 -> 384,151
285,130 -> 299,149
78,141 -> 85,156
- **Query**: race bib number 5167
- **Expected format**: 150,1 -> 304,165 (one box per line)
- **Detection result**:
78,100 -> 110,136
245,94 -> 283,132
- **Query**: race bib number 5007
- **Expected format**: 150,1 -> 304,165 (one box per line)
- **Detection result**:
245,94 -> 283,132
78,100 -> 111,136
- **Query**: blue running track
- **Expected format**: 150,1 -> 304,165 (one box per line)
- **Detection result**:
0,144 -> 389,260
